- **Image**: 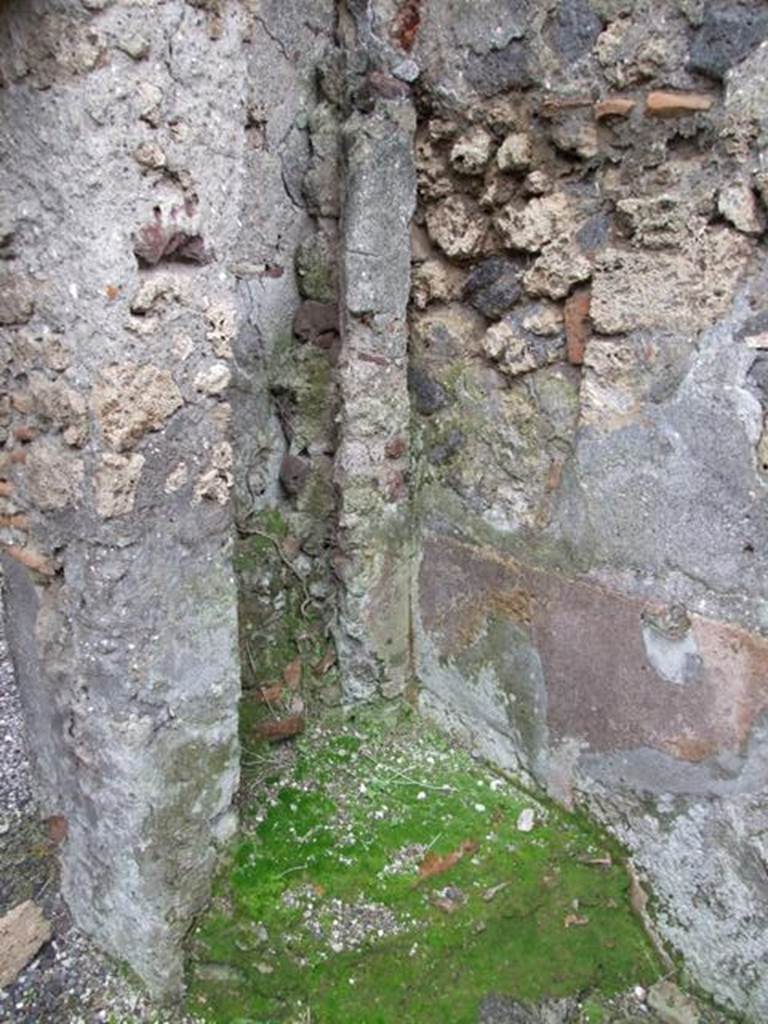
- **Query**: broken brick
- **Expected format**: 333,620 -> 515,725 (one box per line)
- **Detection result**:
132,203 -> 208,266
564,286 -> 591,365
393,0 -> 422,51
2,544 -> 55,576
255,715 -> 305,742
594,97 -> 635,119
645,91 -> 714,117
385,436 -> 408,459
46,815 -> 68,844
0,514 -> 28,529
255,684 -> 284,704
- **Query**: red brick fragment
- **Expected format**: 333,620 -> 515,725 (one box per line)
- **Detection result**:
0,514 -> 28,529
2,544 -> 55,576
255,715 -> 305,742
282,657 -> 301,689
255,684 -> 284,704
645,91 -> 713,117
564,287 -> 591,365
133,204 -> 208,267
46,815 -> 68,844
385,436 -> 408,459
261,265 -> 284,279
393,0 -> 422,51
595,97 -> 635,119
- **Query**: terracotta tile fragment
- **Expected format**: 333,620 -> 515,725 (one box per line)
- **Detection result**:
254,684 -> 284,704
2,544 -> 55,575
282,657 -> 302,689
595,97 -> 635,119
645,91 -> 714,117
255,715 -> 305,742
0,514 -> 28,529
46,815 -> 68,844
564,286 -> 591,365
393,0 -> 422,51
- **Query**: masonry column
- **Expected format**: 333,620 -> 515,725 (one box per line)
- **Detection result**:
334,72 -> 417,700
0,0 -> 245,997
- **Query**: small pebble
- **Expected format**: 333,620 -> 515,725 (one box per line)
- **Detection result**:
517,808 -> 536,832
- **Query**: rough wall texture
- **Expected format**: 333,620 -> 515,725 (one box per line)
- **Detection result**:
0,0 -> 346,998
333,18 -> 417,699
400,2 -> 768,1019
0,0 -> 252,998
3,0 -> 768,1017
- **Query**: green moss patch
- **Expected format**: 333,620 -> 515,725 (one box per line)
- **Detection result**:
186,706 -> 663,1023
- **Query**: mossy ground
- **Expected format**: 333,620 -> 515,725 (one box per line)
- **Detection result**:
186,704 -> 664,1024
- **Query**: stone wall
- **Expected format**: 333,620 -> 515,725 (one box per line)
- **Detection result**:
3,0 -> 768,1017
399,2 -> 768,1019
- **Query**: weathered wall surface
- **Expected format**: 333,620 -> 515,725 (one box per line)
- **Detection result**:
333,2 -> 417,701
0,0 -> 251,997
226,0 -> 339,723
397,1 -> 768,1018
4,0 -> 768,1016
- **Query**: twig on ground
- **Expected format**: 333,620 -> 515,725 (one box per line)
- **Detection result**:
359,753 -> 456,793
425,832 -> 443,853
235,516 -> 315,617
278,863 -> 309,878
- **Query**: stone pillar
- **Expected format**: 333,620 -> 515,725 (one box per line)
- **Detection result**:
334,94 -> 417,700
0,0 -> 245,997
